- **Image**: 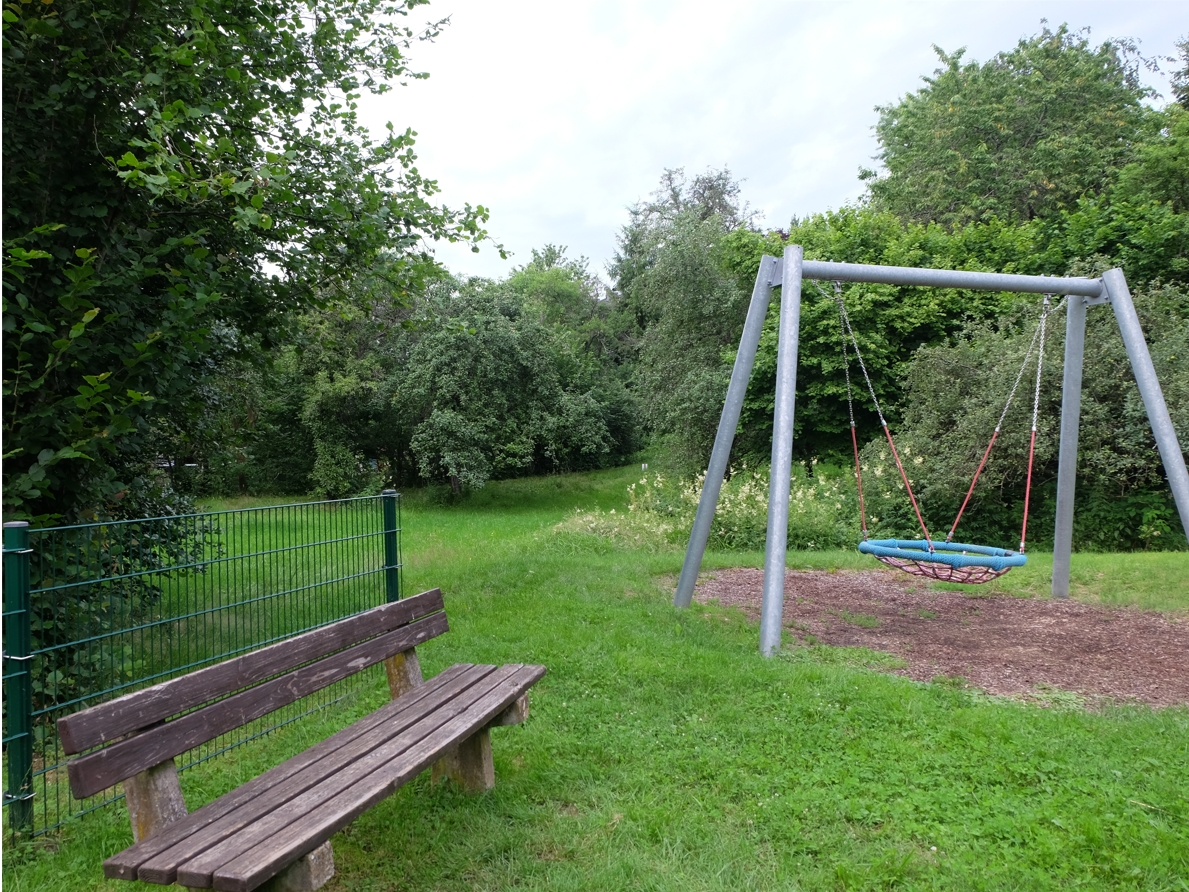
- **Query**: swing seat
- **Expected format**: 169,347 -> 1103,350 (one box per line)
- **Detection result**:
858,539 -> 1027,584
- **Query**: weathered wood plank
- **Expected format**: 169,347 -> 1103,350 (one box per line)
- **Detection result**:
187,666 -> 546,892
59,589 -> 444,755
124,664 -> 490,884
174,664 -> 526,888
70,612 -> 449,800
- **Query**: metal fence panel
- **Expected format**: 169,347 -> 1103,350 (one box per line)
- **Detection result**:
3,491 -> 401,836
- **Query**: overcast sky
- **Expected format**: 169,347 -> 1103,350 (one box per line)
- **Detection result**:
358,0 -> 1185,281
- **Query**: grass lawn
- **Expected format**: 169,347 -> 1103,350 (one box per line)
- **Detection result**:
5,465 -> 1188,890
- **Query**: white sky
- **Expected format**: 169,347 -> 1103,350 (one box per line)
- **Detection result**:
358,0 -> 1186,281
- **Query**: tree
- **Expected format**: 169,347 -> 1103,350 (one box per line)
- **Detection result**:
866,25 -> 1155,226
610,166 -> 756,326
398,282 -> 614,492
3,0 -> 494,521
1171,36 -> 1189,110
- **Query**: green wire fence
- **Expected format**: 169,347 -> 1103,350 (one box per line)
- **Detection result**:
3,490 -> 402,837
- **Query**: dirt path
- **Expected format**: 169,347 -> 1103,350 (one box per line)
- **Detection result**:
694,567 -> 1189,708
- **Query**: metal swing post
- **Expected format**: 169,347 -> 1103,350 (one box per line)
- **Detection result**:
760,245 -> 804,656
1052,291 -> 1088,598
674,254 -> 780,609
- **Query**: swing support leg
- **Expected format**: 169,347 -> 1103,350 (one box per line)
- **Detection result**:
1054,269 -> 1189,599
1052,293 -> 1087,598
674,255 -> 780,609
761,245 -> 804,657
1103,270 -> 1189,545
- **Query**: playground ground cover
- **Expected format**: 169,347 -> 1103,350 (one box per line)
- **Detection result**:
4,465 -> 1187,891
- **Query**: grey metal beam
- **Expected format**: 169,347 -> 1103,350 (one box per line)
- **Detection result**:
674,255 -> 779,608
797,259 -> 1104,297
1102,269 -> 1189,543
1052,294 -> 1088,598
760,245 -> 804,656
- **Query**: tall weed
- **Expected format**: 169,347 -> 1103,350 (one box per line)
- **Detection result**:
553,461 -> 861,552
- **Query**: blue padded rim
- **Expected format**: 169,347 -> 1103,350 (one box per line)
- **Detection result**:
858,539 -> 1028,572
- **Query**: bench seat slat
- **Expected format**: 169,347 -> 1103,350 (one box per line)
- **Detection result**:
104,663 -> 477,882
201,665 -> 547,892
174,663 -> 529,888
71,611 -> 449,800
126,664 -> 497,884
59,589 -> 445,755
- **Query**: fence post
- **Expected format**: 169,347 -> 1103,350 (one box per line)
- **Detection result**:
381,490 -> 401,603
3,521 -> 34,832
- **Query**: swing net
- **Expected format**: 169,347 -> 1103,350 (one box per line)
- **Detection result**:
829,283 -> 1058,584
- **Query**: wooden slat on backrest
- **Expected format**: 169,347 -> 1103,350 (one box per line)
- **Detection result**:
58,588 -> 445,756
67,611 -> 450,799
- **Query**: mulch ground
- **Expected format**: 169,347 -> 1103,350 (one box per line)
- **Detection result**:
693,567 -> 1189,708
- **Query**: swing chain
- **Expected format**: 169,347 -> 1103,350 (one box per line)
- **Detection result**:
1019,294 -> 1053,554
835,282 -> 858,432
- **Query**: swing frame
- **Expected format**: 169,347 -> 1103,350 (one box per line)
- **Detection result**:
672,247 -> 1189,656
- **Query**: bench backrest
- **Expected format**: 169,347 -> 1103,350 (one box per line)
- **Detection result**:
59,588 -> 447,800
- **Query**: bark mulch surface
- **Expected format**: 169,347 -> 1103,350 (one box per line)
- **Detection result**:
693,567 -> 1189,708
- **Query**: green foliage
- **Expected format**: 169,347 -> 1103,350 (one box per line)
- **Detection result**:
558,463 -> 858,554
1172,36 -> 1189,110
631,214 -> 751,467
401,282 -> 615,491
3,0 -> 493,522
610,169 -> 763,469
184,247 -> 641,498
1114,105 -> 1189,213
867,25 -> 1155,225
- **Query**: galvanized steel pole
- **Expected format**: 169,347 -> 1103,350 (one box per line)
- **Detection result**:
1102,269 -> 1189,542
675,255 -> 779,608
1052,295 -> 1088,598
801,260 -> 1103,297
760,246 -> 804,656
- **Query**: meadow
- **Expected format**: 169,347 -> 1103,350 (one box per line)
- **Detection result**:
4,465 -> 1187,891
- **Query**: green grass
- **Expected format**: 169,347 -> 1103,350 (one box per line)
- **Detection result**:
5,466 -> 1188,891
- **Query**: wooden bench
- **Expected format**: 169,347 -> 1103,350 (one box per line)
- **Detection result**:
58,588 -> 546,892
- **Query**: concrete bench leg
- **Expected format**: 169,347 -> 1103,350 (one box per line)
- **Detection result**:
124,758 -> 187,844
261,841 -> 335,892
384,649 -> 423,699
431,727 -> 495,792
490,693 -> 529,726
